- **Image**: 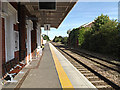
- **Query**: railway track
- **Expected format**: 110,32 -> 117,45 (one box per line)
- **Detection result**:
52,43 -> 120,89
70,49 -> 120,74
73,49 -> 120,67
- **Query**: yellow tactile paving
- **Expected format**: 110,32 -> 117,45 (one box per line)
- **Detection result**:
49,44 -> 74,89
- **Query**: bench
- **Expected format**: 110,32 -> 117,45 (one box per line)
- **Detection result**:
10,58 -> 26,70
1,58 -> 26,84
2,63 -> 17,83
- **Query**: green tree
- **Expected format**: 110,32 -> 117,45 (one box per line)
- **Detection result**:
42,34 -> 50,41
53,36 -> 63,42
61,37 -> 68,45
92,14 -> 110,31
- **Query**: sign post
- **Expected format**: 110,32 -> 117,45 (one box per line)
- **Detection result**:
44,24 -> 50,41
44,24 -> 50,31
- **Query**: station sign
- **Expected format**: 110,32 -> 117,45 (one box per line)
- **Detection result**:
44,24 -> 50,31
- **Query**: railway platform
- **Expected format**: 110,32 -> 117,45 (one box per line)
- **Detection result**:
2,43 -> 97,89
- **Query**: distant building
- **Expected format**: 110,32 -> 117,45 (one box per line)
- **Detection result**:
79,21 -> 94,29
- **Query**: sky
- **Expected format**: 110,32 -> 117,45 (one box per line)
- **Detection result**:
42,1 -> 118,40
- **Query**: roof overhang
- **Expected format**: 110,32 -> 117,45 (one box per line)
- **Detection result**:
21,1 -> 77,28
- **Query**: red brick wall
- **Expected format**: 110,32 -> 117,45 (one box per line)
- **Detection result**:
0,16 -> 2,77
31,29 -> 37,58
31,30 -> 37,52
2,18 -> 6,64
14,51 -> 19,60
14,24 -> 18,31
11,3 -> 37,61
19,5 -> 27,61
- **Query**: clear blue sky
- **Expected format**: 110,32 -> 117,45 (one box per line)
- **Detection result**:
42,2 -> 118,40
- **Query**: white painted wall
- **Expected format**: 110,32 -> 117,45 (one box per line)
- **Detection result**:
37,25 -> 41,48
2,3 -> 18,62
37,25 -> 42,55
26,20 -> 33,64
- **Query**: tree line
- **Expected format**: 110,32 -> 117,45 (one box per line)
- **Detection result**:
53,36 -> 68,45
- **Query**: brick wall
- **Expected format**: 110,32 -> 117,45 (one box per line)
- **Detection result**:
19,5 -> 27,61
30,20 -> 37,58
2,18 -> 5,64
11,3 -> 38,62
0,16 -> 2,78
31,29 -> 37,58
31,30 -> 37,52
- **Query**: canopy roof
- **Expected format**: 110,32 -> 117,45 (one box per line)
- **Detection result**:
21,1 -> 77,28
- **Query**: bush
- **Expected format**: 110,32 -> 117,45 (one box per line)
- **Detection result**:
69,28 -> 79,47
61,37 -> 68,45
68,14 -> 120,58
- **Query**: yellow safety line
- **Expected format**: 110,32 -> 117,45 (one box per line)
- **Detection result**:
49,44 -> 74,89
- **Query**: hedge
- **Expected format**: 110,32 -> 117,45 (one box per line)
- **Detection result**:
68,14 -> 120,59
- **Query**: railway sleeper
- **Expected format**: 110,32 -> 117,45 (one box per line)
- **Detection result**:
84,74 -> 95,77
87,76 -> 98,79
74,65 -> 82,67
96,85 -> 112,89
77,68 -> 88,70
88,77 -> 101,81
91,81 -> 108,86
80,71 -> 91,73
91,80 -> 105,83
73,63 -> 80,65
77,67 -> 86,70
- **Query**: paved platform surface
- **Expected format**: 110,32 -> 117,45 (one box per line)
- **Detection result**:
20,43 -> 61,88
2,43 -> 97,89
50,43 -> 96,89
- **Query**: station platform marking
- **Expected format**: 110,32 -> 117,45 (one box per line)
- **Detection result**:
49,43 -> 74,89
49,43 -> 97,89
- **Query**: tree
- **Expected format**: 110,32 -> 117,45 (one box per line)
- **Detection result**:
61,37 -> 68,45
92,14 -> 110,31
42,34 -> 50,41
67,29 -> 71,35
53,36 -> 63,42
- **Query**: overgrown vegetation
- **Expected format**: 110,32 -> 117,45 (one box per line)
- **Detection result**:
53,14 -> 120,59
68,14 -> 120,59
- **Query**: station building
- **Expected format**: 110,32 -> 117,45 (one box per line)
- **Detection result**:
1,2 -> 40,67
0,1 -> 77,80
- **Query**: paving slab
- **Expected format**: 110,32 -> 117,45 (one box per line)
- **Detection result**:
20,43 -> 61,88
